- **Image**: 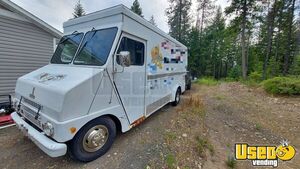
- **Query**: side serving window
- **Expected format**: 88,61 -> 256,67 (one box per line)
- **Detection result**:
117,37 -> 145,66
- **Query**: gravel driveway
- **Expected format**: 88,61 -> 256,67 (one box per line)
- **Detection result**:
1,83 -> 299,169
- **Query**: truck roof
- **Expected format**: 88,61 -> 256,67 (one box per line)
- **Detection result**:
63,4 -> 186,48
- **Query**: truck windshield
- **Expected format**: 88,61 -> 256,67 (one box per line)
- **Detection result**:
73,27 -> 118,66
51,33 -> 84,64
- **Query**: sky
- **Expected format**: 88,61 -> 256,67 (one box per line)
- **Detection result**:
10,0 -> 228,34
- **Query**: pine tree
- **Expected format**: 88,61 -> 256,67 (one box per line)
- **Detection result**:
131,0 -> 143,17
202,6 -> 226,78
149,15 -> 157,26
225,0 -> 259,79
262,0 -> 280,79
290,55 -> 300,75
196,0 -> 215,35
270,0 -> 285,76
73,0 -> 86,18
166,0 -> 192,45
187,27 -> 201,76
181,0 -> 299,79
212,7 -> 226,78
258,0 -> 299,77
283,0 -> 296,75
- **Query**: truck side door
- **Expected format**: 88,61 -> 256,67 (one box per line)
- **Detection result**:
114,33 -> 146,123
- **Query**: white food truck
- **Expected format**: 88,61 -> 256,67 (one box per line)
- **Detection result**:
11,5 -> 188,162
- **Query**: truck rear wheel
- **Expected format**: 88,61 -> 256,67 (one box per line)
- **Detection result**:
68,116 -> 116,162
172,88 -> 181,106
186,83 -> 191,90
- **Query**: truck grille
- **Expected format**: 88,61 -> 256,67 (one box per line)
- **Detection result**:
23,98 -> 40,110
20,98 -> 42,129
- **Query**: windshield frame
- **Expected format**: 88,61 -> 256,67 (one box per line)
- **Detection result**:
72,27 -> 118,66
50,32 -> 84,64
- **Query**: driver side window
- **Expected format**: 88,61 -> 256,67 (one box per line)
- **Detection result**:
117,37 -> 144,66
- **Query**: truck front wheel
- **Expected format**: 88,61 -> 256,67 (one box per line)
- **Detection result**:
68,116 -> 116,162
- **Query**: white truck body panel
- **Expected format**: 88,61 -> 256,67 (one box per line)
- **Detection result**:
12,5 -> 188,157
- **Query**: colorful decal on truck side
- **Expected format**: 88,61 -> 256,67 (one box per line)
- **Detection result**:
148,40 -> 186,74
148,45 -> 163,74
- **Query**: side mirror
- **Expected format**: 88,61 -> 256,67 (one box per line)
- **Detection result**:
117,51 -> 131,67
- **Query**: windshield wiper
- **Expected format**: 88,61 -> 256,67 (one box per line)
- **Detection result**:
59,33 -> 81,44
59,31 -> 80,44
76,31 -> 97,54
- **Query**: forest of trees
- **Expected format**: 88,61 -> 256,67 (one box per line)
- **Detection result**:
75,0 -> 299,80
166,0 -> 300,80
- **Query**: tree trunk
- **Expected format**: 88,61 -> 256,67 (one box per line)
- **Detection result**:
263,1 -> 277,79
178,0 -> 182,42
198,3 -> 206,44
219,59 -> 222,79
225,61 -> 228,77
241,0 -> 248,79
272,33 -> 280,75
283,0 -> 296,75
200,7 -> 205,35
246,28 -> 251,75
272,1 -> 284,76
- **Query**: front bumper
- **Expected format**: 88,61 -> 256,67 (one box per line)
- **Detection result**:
11,112 -> 67,157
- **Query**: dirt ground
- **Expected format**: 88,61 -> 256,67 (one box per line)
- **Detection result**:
0,82 -> 299,169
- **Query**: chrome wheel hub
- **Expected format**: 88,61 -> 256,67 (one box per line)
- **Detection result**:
83,125 -> 109,152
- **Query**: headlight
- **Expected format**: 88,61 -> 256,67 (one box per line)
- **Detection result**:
42,122 -> 54,137
12,98 -> 18,109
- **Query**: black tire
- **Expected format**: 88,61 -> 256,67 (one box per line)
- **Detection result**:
186,83 -> 191,90
68,116 -> 116,162
172,88 -> 181,106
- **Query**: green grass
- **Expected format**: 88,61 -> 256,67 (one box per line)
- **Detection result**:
165,153 -> 176,169
239,79 -> 261,87
195,74 -> 300,96
215,95 -> 225,100
182,167 -> 191,169
164,131 -> 177,143
196,136 -> 214,157
239,72 -> 263,87
262,77 -> 300,95
255,123 -> 262,131
221,77 -> 237,82
226,155 -> 237,169
196,77 -> 219,86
